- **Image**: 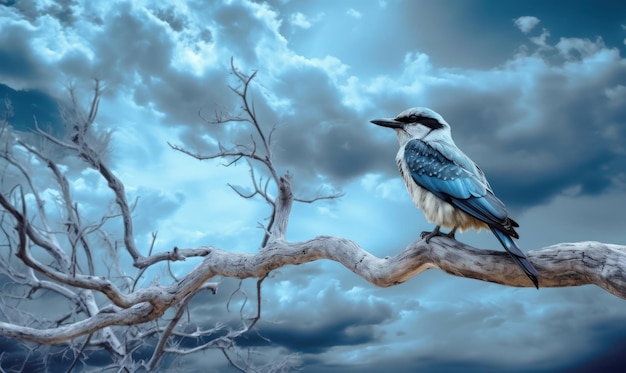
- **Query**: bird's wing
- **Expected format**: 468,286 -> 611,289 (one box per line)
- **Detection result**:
404,139 -> 512,231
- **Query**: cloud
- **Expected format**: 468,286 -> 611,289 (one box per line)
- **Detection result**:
530,28 -> 551,49
1,1 -> 623,252
342,31 -> 626,210
290,12 -> 312,29
2,0 -> 623,267
10,0 -> 623,212
513,16 -> 540,34
2,1 -> 626,372
193,263 -> 626,372
235,273 -> 395,355
0,8 -> 56,91
346,8 -> 362,19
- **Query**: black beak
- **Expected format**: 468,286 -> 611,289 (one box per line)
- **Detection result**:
370,118 -> 404,129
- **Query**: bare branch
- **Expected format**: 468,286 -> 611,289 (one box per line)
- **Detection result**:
0,233 -> 610,367
4,234 -> 612,346
60,82 -> 142,262
175,238 -> 626,298
0,303 -> 155,344
133,247 -> 211,269
221,348 -> 246,373
17,141 -> 97,276
66,333 -> 93,373
168,142 -> 268,168
294,191 -> 346,204
146,291 -> 196,371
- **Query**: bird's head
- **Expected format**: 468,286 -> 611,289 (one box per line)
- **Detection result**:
370,107 -> 451,145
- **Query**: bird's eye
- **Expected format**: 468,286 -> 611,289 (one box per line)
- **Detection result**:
396,114 -> 421,123
397,113 -> 444,129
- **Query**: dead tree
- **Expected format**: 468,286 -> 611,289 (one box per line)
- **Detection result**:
0,61 -> 625,371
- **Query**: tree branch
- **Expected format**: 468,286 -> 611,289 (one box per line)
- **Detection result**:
0,303 -> 155,344
0,237 -> 623,346
178,238 -> 626,298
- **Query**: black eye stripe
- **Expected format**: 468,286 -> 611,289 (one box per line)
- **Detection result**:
394,115 -> 444,130
419,117 -> 444,129
394,115 -> 414,123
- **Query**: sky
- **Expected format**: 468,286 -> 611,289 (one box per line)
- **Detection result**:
0,0 -> 625,371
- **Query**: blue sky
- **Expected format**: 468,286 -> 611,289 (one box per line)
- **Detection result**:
0,0 -> 625,371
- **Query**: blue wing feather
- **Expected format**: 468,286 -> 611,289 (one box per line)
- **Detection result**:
402,139 -> 537,287
403,139 -> 510,229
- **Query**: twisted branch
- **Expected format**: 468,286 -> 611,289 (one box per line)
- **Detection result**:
0,237 -> 623,347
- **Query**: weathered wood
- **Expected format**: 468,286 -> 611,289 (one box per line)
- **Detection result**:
1,237 -> 624,346
187,237 -> 626,296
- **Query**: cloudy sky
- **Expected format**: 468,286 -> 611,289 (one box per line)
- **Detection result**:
1,0 -> 626,371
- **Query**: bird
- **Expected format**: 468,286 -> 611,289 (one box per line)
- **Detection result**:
370,107 -> 539,289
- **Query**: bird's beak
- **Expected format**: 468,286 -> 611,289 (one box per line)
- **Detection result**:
370,118 -> 403,129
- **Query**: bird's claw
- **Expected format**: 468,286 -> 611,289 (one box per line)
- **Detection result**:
421,226 -> 457,243
421,226 -> 441,243
421,231 -> 436,243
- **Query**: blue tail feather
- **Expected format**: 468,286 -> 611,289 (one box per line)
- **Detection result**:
490,228 -> 539,289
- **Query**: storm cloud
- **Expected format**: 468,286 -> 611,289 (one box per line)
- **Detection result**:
1,1 -> 625,372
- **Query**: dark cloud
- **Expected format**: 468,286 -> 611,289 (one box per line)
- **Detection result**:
269,64 -> 396,188
274,115 -> 395,183
8,0 -> 78,25
152,5 -> 188,32
297,301 -> 626,373
90,3 -> 175,90
211,1 -> 277,64
237,318 -> 382,354
0,21 -> 51,88
302,357 -> 548,373
0,334 -> 121,371
365,40 -> 626,211
565,318 -> 626,373
174,265 -> 395,356
2,1 -> 626,372
450,50 -> 626,208
0,337 -> 48,372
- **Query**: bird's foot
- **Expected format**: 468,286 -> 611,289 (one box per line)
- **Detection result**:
421,226 -> 457,243
421,226 -> 442,243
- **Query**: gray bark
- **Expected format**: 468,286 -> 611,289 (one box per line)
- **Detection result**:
1,237 -> 624,346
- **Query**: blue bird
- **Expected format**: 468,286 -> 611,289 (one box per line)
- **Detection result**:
371,107 -> 539,288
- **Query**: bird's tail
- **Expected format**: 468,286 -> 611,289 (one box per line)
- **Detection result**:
490,227 -> 539,289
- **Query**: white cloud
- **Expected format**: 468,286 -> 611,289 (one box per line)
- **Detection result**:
290,11 -> 312,29
360,173 -> 406,202
555,36 -> 605,59
530,28 -> 551,49
513,16 -> 540,34
346,8 -> 362,19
